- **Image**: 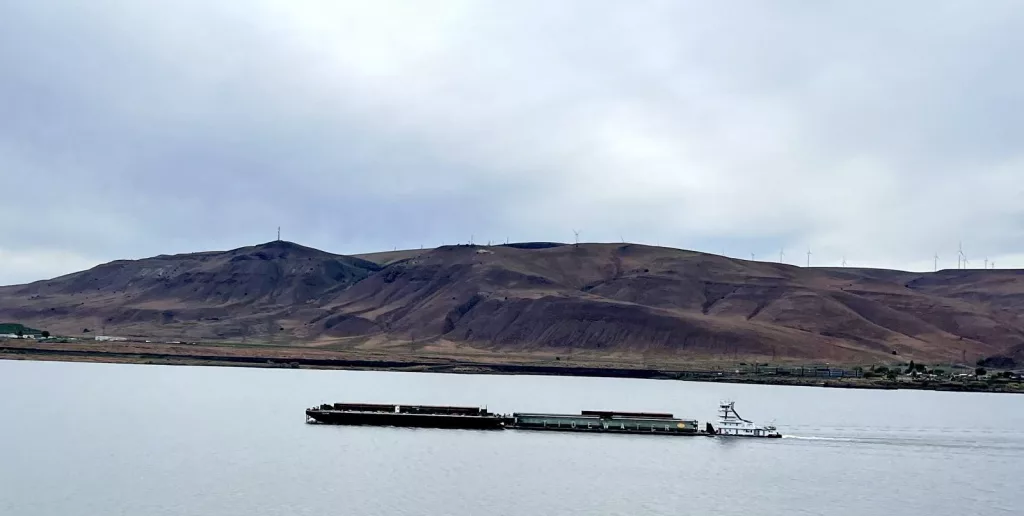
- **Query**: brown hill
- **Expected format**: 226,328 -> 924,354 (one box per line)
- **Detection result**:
2,241 -> 1022,364
0,241 -> 379,341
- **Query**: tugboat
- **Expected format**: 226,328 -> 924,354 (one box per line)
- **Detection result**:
709,401 -> 781,438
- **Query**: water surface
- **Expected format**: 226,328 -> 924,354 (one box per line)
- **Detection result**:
1,360 -> 1021,515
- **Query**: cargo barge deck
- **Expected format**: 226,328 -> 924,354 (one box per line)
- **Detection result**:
306,401 -> 781,438
509,410 -> 709,436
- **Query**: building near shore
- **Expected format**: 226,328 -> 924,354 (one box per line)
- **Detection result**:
94,335 -> 128,342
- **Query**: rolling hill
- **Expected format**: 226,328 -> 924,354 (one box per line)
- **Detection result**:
2,241 -> 1022,364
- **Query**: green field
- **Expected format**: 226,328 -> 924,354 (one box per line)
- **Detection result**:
0,323 -> 43,335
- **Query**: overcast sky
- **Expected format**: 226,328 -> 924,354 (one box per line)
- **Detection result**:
2,1 -> 1023,285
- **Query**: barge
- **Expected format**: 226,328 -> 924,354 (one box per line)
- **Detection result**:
510,410 -> 704,436
306,400 -> 781,438
305,402 -> 506,430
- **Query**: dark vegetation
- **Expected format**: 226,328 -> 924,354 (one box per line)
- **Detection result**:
0,323 -> 42,335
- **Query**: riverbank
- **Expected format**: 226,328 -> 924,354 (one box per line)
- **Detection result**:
2,341 -> 1020,393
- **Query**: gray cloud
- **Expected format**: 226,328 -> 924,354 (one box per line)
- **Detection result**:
2,0 -> 1023,285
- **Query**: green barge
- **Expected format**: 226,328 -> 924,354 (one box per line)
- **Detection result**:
511,410 -> 707,435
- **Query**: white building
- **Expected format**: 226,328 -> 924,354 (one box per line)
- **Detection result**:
94,335 -> 128,342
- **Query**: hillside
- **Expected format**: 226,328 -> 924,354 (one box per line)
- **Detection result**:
0,241 -> 380,341
2,241 -> 1023,364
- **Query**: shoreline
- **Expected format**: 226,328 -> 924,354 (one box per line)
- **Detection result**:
1,343 -> 1020,394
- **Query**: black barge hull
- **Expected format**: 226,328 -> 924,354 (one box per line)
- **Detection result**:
507,425 -> 708,437
306,407 -> 506,430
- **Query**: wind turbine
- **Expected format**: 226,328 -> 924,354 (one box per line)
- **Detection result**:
934,253 -> 939,272
842,256 -> 847,267
806,248 -> 812,267
984,257 -> 988,269
572,229 -> 581,247
751,252 -> 755,261
958,242 -> 966,269
779,247 -> 785,264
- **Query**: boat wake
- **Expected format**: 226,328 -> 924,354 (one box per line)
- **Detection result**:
782,433 -> 1024,452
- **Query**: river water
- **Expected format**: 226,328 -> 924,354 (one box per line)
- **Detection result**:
0,360 -> 1021,515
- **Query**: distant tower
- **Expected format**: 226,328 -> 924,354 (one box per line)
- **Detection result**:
277,227 -> 281,241
779,248 -> 785,263
934,253 -> 939,272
